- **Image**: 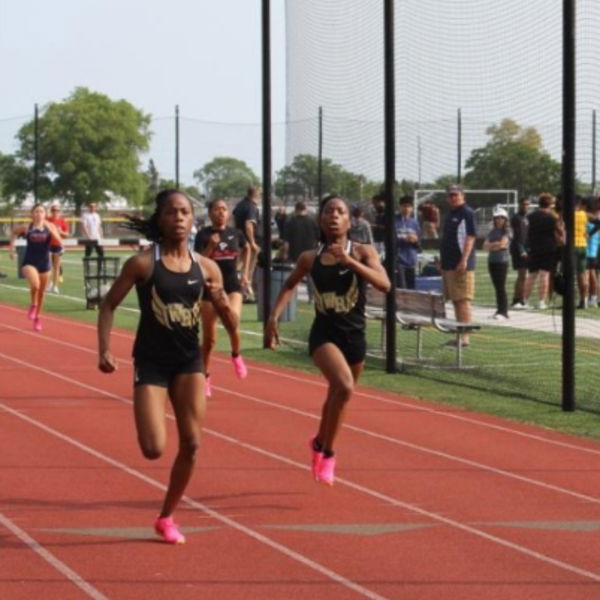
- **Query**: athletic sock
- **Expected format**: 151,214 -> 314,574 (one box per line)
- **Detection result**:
323,449 -> 335,459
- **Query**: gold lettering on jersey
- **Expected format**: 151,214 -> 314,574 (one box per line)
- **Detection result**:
151,286 -> 200,330
314,274 -> 359,315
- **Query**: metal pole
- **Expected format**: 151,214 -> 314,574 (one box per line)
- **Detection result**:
317,106 -> 323,202
384,0 -> 397,373
562,0 -> 576,411
175,105 -> 180,188
33,103 -> 39,202
417,135 -> 422,188
457,108 -> 462,184
592,109 -> 596,195
261,0 -> 273,343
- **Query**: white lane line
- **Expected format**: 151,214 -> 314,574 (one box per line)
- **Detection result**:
1,320 -> 598,505
2,301 -> 598,457
0,350 -> 599,584
0,510 -> 109,600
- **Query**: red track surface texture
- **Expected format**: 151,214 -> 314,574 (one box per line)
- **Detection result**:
0,303 -> 599,599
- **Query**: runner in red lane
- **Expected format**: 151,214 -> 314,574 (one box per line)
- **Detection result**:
194,198 -> 250,398
97,189 -> 240,544
265,195 -> 390,486
9,203 -> 63,332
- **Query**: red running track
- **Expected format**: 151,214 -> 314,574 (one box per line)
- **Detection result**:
0,303 -> 599,599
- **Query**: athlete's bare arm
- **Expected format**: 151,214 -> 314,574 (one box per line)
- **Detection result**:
8,225 -> 27,260
199,255 -> 240,354
265,250 -> 315,349
97,251 -> 152,373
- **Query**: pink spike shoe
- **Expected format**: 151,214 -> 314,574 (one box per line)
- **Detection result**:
309,437 -> 323,481
33,317 -> 42,332
231,355 -> 248,379
317,456 -> 336,486
27,305 -> 37,320
154,515 -> 186,545
204,375 -> 212,398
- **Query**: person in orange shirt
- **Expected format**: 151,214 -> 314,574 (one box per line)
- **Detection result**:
574,196 -> 589,309
46,202 -> 69,294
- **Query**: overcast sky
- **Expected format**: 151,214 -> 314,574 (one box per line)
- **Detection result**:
0,0 -> 286,184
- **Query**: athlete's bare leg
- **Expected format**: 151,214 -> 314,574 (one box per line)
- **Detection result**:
200,301 -> 218,373
21,266 -> 49,314
159,373 -> 206,518
311,343 -> 364,454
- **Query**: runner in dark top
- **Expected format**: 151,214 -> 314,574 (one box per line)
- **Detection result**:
9,203 -> 62,332
98,189 -> 240,544
194,198 -> 250,397
265,195 -> 390,486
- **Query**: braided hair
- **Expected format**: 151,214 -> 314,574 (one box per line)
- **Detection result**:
123,189 -> 192,242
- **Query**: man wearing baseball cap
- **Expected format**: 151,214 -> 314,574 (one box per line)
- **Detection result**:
440,184 -> 476,347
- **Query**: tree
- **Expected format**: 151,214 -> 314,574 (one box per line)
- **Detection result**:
274,154 -> 375,203
0,153 -> 34,209
194,157 -> 259,200
13,87 -> 151,211
464,119 -> 561,197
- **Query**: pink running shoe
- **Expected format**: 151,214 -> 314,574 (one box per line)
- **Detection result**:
204,375 -> 212,398
317,456 -> 336,486
154,515 -> 186,545
231,355 -> 248,379
27,305 -> 37,320
33,317 -> 42,332
309,437 -> 323,481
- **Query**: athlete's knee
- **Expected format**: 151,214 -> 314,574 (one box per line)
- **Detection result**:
139,439 -> 164,460
332,376 -> 354,402
178,435 -> 200,461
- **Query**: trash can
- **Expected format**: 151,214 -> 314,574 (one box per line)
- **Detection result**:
256,263 -> 297,322
15,239 -> 26,278
83,256 -> 120,309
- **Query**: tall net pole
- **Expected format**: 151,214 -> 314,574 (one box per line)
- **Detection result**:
261,0 -> 273,342
33,103 -> 39,202
562,0 -> 576,411
317,105 -> 323,202
384,0 -> 397,373
592,109 -> 597,194
175,104 -> 180,188
457,107 -> 462,184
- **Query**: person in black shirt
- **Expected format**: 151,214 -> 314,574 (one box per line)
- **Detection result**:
233,186 -> 261,301
98,189 -> 240,544
509,197 -> 530,308
265,195 -> 390,486
195,198 -> 250,397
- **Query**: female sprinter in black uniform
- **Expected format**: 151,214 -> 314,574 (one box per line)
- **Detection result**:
98,190 -> 240,544
194,198 -> 250,397
9,203 -> 62,332
265,195 -> 390,485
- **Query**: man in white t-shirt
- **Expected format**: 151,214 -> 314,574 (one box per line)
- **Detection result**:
81,202 -> 104,257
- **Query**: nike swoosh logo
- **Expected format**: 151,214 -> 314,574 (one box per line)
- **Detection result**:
227,236 -> 234,240
187,279 -> 199,285
339,269 -> 350,275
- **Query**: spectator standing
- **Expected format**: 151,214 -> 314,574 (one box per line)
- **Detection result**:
574,195 -> 589,309
483,207 -> 510,319
440,184 -> 476,347
419,199 -> 440,239
521,193 -> 560,310
283,201 -> 320,301
369,193 -> 386,257
274,205 -> 287,240
394,195 -> 421,289
81,202 -> 104,258
46,202 -> 69,293
586,197 -> 600,307
509,197 -> 530,308
349,205 -> 374,245
233,186 -> 261,301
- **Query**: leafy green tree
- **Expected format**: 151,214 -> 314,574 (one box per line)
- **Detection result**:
194,157 -> 259,200
13,87 -> 151,211
275,154 -> 376,203
0,153 -> 35,209
464,119 -> 561,197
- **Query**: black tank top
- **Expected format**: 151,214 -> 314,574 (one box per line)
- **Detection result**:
310,241 -> 366,335
133,245 -> 204,365
194,225 -> 245,282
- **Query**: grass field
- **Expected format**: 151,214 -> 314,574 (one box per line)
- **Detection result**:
1,247 -> 599,440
